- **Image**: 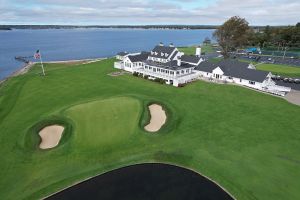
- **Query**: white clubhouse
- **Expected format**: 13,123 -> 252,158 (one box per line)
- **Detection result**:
114,43 -> 291,96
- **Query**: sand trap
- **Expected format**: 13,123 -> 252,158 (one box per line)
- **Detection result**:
144,104 -> 167,132
39,125 -> 64,149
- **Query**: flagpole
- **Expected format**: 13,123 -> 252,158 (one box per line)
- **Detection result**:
39,51 -> 45,76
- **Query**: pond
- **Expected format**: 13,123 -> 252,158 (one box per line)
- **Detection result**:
46,163 -> 233,200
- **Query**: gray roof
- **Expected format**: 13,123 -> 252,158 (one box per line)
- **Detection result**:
195,61 -> 216,73
145,60 -> 195,70
117,52 -> 128,56
128,52 -> 150,63
275,80 -> 300,91
181,55 -> 201,64
217,60 -> 269,82
169,50 -> 179,60
149,45 -> 176,59
196,59 -> 269,82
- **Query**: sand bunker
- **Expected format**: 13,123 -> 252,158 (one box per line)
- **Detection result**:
144,104 -> 167,132
39,125 -> 64,149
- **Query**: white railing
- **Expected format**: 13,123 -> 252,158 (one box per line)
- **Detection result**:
134,69 -> 175,79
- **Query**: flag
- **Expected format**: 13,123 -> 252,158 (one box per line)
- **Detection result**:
34,50 -> 41,59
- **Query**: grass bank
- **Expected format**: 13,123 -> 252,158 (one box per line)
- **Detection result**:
0,59 -> 300,200
256,63 -> 300,77
178,44 -> 215,55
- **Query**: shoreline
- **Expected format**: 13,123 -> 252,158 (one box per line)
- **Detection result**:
0,57 -> 106,85
0,62 -> 35,85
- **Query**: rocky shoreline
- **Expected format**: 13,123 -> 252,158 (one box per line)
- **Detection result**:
0,62 -> 35,85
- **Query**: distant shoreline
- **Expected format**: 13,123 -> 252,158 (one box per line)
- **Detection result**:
0,25 -> 219,30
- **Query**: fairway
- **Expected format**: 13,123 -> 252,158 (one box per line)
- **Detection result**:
0,59 -> 300,200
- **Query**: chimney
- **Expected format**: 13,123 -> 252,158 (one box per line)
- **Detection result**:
196,46 -> 202,57
159,42 -> 164,46
177,57 -> 181,66
169,43 -> 174,47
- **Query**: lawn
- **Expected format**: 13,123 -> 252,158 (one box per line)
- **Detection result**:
0,59 -> 300,200
256,63 -> 300,77
178,44 -> 215,55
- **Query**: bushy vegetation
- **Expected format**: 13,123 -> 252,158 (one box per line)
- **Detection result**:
154,78 -> 166,84
250,25 -> 300,49
214,16 -> 300,57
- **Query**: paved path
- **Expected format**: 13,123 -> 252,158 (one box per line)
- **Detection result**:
285,90 -> 300,106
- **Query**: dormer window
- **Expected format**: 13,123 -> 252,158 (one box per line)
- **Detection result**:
165,53 -> 169,57
161,53 -> 164,56
155,52 -> 158,55
151,51 -> 154,55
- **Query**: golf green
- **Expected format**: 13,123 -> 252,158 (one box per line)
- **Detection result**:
0,58 -> 300,200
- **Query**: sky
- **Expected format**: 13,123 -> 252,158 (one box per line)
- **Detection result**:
0,0 -> 299,25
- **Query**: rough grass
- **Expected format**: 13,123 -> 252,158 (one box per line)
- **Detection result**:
178,44 -> 214,55
256,63 -> 300,77
0,59 -> 300,200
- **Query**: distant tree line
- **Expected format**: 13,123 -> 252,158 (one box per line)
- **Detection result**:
213,16 -> 300,58
0,26 -> 12,30
0,24 -> 288,31
249,24 -> 300,50
0,25 -> 219,30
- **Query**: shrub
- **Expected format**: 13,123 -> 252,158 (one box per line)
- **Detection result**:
144,75 -> 149,79
133,72 -> 139,77
154,78 -> 161,82
159,79 -> 165,84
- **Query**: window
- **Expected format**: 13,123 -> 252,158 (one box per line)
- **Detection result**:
153,68 -> 156,72
157,68 -> 160,72
166,70 -> 169,74
228,76 -> 233,79
177,71 -> 180,75
145,66 -> 148,69
186,69 -> 189,73
149,67 -> 152,70
249,81 -> 255,85
170,71 -> 174,75
181,70 -> 184,74
207,73 -> 209,75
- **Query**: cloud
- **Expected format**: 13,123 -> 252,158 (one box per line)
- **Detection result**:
0,0 -> 299,25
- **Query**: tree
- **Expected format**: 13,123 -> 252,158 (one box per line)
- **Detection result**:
296,22 -> 300,27
213,16 -> 251,58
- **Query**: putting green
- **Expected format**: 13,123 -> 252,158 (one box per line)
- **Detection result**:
64,97 -> 141,149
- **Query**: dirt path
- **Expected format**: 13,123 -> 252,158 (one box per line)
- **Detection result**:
144,104 -> 167,132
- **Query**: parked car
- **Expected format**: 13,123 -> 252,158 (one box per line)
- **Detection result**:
283,78 -> 289,82
288,78 -> 294,83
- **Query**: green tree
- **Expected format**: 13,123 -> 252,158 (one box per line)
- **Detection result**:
213,16 -> 251,58
296,22 -> 300,27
